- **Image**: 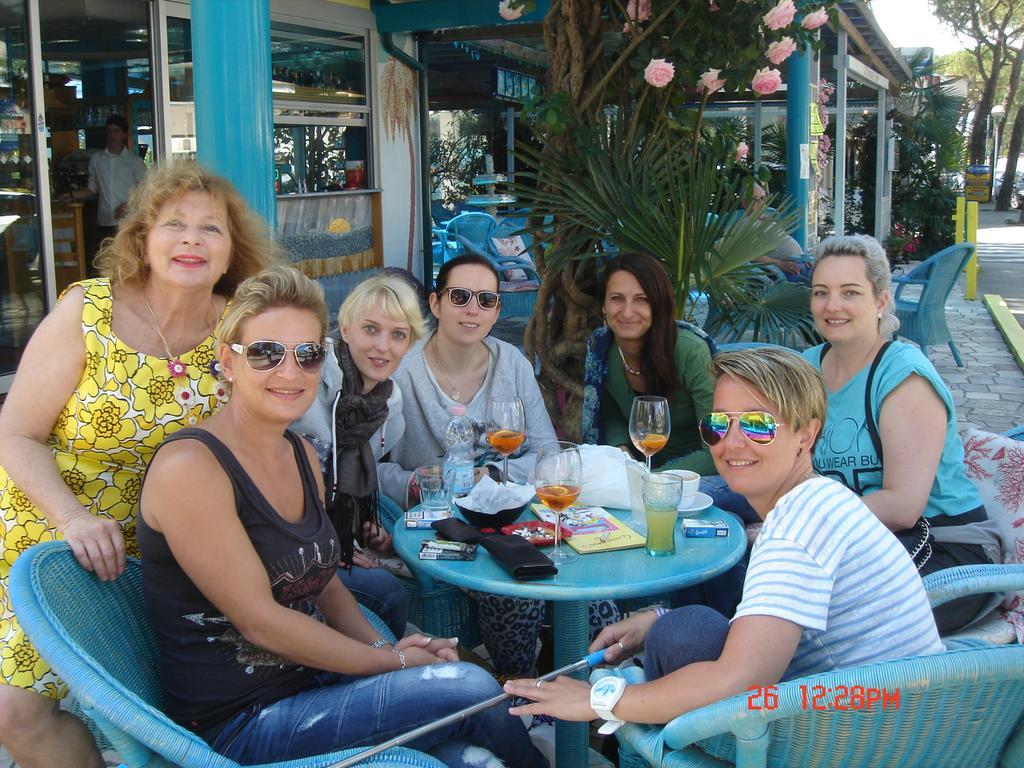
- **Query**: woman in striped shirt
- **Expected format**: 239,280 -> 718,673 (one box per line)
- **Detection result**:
506,347 -> 941,727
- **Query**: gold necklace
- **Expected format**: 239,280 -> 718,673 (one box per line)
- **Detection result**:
428,336 -> 463,401
617,345 -> 642,376
144,290 -> 216,379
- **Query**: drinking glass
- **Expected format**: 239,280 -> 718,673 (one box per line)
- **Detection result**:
416,466 -> 451,513
486,398 -> 526,484
642,473 -> 682,557
534,441 -> 582,564
629,396 -> 671,472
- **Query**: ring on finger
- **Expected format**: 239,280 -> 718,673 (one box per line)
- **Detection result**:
616,641 -> 626,652
535,679 -> 545,688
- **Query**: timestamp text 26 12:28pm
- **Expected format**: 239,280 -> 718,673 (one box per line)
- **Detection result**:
747,685 -> 900,712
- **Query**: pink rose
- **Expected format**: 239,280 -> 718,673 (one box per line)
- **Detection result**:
498,0 -> 524,21
735,141 -> 749,162
698,68 -> 726,94
801,8 -> 829,30
762,0 -> 797,31
709,0 -> 720,11
751,182 -> 766,200
623,0 -> 652,32
751,67 -> 783,95
644,58 -> 676,88
766,37 -> 797,65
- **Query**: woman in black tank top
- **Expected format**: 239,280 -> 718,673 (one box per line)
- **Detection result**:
138,267 -> 543,768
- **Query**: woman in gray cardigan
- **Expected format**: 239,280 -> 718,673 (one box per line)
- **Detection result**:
378,254 -> 620,676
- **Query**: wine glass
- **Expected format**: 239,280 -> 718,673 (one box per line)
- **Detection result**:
486,398 -> 526,484
534,441 -> 582,565
629,396 -> 671,472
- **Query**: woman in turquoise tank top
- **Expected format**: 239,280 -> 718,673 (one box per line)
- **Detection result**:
804,235 -> 999,633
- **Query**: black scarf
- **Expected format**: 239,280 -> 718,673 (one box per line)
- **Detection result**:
329,339 -> 393,567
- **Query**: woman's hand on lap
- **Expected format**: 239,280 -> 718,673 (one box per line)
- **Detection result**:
350,550 -> 377,569
396,634 -> 459,662
60,512 -> 126,581
505,676 -> 595,722
361,521 -> 393,553
590,611 -> 658,662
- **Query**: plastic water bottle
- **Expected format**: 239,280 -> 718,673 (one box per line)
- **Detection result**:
443,405 -> 476,499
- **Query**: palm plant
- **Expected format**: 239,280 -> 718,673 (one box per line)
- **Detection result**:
514,111 -> 818,346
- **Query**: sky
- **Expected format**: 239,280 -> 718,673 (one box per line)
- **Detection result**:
870,0 -> 968,56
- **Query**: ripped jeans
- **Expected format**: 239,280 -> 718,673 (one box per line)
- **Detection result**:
208,663 -> 546,768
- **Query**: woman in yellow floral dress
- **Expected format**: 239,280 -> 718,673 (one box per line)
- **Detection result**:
0,162 -> 272,768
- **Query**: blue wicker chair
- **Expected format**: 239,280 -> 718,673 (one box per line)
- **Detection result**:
604,562 -> 1024,768
9,541 -> 445,768
378,495 -> 481,649
893,242 -> 976,367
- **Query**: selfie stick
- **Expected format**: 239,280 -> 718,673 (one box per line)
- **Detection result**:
329,648 -> 609,768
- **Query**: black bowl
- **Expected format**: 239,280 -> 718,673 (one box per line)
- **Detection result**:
453,498 -> 528,529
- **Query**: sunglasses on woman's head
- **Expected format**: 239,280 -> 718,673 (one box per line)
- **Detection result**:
229,341 -> 326,372
441,287 -> 500,311
699,411 -> 783,447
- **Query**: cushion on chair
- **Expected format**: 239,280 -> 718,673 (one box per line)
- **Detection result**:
963,428 -> 1024,642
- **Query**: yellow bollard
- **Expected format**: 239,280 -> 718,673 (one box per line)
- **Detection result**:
964,200 -> 979,300
953,197 -> 965,244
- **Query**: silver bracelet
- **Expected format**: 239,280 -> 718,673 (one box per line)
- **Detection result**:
392,647 -> 407,669
371,638 -> 393,649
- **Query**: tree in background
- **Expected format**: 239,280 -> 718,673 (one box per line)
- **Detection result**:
932,0 -> 1024,177
504,0 -> 836,434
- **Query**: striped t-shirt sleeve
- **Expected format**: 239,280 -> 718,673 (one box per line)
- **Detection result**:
733,538 -> 834,631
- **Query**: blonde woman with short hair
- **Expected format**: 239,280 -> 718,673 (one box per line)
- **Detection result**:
292,272 -> 427,639
506,348 -> 941,731
138,266 -> 542,766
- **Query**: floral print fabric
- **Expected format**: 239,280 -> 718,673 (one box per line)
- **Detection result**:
0,278 -> 227,695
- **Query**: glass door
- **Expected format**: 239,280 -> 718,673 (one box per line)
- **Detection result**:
153,1 -> 193,163
0,0 -> 47,388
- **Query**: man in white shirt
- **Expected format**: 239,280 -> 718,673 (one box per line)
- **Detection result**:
86,114 -> 147,237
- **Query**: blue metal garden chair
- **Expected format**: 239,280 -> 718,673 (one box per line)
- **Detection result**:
602,562 -> 1024,768
892,242 -> 976,367
9,540 -> 445,768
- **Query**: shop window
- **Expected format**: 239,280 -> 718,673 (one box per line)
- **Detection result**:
271,21 -> 370,195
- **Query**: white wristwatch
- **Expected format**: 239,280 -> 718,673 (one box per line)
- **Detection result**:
590,676 -> 628,735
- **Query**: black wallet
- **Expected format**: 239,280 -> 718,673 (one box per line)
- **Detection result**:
432,518 -> 558,580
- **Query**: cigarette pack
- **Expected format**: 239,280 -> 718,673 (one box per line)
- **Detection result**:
682,519 -> 729,538
405,508 -> 453,528
419,541 -> 477,561
421,539 -> 474,553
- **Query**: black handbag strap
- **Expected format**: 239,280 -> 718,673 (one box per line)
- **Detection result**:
819,340 -> 893,462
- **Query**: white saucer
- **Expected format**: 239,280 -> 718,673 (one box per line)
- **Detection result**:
677,491 -> 713,516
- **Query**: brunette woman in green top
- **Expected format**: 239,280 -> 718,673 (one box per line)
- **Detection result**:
582,252 -> 716,475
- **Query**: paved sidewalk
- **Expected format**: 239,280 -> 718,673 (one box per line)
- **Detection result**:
927,277 -> 1024,433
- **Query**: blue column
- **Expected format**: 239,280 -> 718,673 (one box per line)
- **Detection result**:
786,43 -> 811,248
192,0 -> 275,228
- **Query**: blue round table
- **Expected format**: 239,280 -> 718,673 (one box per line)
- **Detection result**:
394,506 -> 747,768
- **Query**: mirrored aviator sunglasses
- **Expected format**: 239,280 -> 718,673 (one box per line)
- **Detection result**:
230,340 -> 326,372
699,411 -> 782,447
445,287 -> 500,311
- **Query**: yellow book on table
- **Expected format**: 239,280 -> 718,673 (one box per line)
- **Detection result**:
530,503 -> 646,554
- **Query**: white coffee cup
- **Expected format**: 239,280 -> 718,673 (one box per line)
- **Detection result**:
662,469 -> 700,508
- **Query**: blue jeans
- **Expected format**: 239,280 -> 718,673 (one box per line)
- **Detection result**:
668,478 -> 754,616
643,605 -> 730,680
210,664 -> 546,768
339,566 -> 410,641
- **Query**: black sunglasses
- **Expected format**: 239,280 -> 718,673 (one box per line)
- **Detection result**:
230,340 -> 326,372
441,287 -> 500,311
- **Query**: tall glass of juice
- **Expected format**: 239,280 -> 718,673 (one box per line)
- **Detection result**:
642,473 -> 682,557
